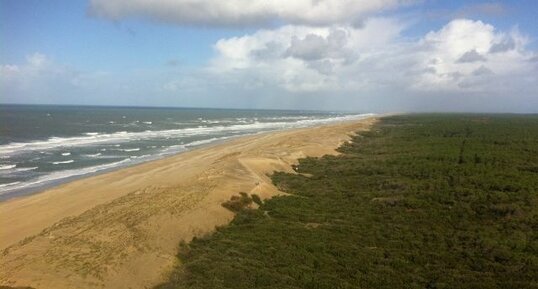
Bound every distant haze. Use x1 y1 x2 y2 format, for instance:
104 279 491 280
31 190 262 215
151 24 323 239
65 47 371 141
1 0 537 112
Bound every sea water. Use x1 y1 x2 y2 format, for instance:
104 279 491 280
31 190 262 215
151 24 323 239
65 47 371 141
0 104 373 200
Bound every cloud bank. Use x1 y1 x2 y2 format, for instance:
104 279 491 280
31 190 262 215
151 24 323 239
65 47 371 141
88 0 412 26
205 18 537 96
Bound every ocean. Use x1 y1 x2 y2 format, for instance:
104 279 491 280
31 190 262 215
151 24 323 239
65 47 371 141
0 104 373 200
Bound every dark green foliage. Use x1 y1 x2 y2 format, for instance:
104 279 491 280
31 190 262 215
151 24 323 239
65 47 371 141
251 194 263 206
221 192 253 212
156 114 538 289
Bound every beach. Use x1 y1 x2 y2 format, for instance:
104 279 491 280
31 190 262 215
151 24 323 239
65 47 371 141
0 117 376 289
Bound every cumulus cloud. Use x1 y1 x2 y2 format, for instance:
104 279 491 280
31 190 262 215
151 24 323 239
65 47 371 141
286 34 328 60
411 19 535 91
208 18 407 91
285 29 355 63
88 0 413 26
203 18 537 97
457 49 487 63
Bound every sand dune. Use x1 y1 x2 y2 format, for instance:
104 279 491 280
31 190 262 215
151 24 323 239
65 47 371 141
0 117 376 289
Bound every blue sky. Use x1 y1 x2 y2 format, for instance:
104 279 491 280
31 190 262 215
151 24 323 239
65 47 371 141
1 1 246 69
1 0 537 112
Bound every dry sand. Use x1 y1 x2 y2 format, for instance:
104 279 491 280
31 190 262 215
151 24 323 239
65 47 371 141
0 117 376 289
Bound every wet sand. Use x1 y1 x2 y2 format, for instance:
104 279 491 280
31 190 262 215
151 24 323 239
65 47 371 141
0 117 376 289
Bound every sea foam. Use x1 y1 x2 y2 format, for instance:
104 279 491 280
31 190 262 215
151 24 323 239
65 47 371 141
0 165 16 170
52 160 74 165
0 159 132 194
0 113 373 156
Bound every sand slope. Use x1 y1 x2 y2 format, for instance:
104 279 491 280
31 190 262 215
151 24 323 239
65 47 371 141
0 118 375 289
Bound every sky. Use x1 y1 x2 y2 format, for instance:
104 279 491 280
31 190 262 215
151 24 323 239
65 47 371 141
1 0 537 112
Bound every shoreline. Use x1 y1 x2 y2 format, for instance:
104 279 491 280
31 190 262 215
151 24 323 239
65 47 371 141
0 117 377 289
0 133 247 202
0 113 376 201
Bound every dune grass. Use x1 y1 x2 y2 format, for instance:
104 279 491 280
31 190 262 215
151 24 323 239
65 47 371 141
155 114 538 289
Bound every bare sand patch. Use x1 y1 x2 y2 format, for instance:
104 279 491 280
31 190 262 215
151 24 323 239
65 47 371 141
0 117 376 289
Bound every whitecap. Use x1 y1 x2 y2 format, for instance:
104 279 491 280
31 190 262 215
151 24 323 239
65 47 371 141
0 165 16 170
0 166 38 174
122 148 140 152
0 113 376 156
52 160 74 165
0 159 133 194
14 167 38 172
184 136 232 148
61 152 71 156
130 154 150 159
0 181 21 188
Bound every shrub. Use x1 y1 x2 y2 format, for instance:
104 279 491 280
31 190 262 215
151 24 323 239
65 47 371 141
222 192 253 212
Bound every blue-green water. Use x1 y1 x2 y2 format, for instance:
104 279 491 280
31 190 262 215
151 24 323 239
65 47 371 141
0 104 373 200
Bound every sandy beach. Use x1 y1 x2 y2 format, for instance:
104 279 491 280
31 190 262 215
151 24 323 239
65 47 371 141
0 117 376 289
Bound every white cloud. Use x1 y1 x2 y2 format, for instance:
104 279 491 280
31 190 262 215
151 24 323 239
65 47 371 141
88 0 413 26
413 19 533 91
25 53 51 68
422 19 494 61
202 18 537 98
284 29 356 64
1 53 51 78
286 33 330 60
208 18 406 92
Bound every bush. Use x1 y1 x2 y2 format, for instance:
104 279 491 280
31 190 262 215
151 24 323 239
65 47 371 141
222 192 253 212
250 194 263 206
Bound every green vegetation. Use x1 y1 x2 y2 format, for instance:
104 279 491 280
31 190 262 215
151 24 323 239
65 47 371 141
221 192 253 212
156 115 538 289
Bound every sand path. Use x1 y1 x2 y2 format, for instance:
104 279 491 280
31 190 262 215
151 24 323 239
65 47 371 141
0 118 375 289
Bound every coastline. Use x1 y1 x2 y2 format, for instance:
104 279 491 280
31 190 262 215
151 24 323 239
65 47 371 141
0 113 376 201
0 117 376 289
0 133 254 202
